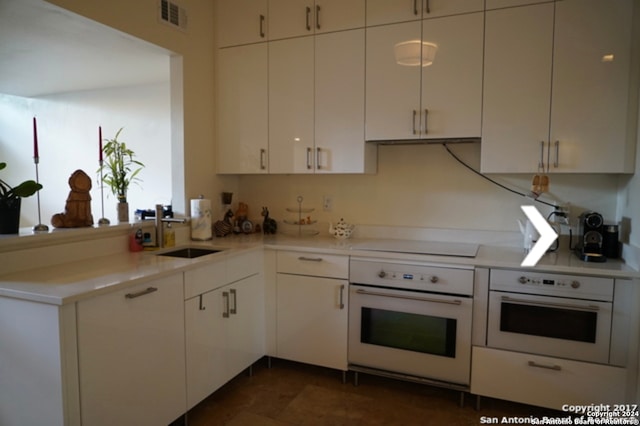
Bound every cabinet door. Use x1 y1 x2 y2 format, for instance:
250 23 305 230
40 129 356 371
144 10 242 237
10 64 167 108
366 0 422 26
217 44 269 174
269 36 315 173
315 29 368 173
315 0 365 33
480 3 554 173
226 274 265 380
216 0 268 47
276 274 348 370
185 289 226 409
366 21 422 141
269 0 313 40
77 275 186 426
420 12 483 139
550 0 635 173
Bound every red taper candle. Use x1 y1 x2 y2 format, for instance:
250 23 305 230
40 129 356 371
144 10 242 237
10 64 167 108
33 117 39 158
99 126 103 162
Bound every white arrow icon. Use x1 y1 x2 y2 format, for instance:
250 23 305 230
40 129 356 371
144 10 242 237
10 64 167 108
520 205 558 267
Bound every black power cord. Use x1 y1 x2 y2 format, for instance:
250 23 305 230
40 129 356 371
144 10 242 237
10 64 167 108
442 142 557 208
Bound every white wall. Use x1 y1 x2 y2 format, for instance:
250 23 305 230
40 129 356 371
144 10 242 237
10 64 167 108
0 83 172 227
238 143 620 236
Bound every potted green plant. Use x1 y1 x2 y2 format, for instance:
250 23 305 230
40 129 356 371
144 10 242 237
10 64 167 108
0 162 43 234
99 128 144 223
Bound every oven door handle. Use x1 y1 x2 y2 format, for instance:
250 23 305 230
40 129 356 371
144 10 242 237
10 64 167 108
501 295 600 312
355 289 462 305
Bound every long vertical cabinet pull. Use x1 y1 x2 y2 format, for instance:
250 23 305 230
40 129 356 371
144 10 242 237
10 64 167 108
412 110 418 135
306 6 312 31
316 5 321 30
306 147 313 169
425 0 431 14
230 289 237 315
198 294 206 311
260 148 267 170
316 147 322 170
222 291 230 318
423 109 429 134
259 14 265 38
413 0 419 15
339 284 345 309
538 141 545 170
554 141 560 168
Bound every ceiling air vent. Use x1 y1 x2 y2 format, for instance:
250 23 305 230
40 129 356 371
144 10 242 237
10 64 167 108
159 0 187 31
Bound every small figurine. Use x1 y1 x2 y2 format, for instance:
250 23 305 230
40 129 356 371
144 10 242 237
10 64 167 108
261 207 277 234
214 210 234 237
51 170 94 228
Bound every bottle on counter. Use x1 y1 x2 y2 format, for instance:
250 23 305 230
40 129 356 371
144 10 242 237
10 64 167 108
164 222 175 248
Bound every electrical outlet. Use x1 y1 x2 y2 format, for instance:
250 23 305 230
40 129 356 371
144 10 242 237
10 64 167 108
323 195 333 212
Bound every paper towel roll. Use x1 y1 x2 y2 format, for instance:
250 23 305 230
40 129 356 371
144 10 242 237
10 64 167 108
190 198 212 240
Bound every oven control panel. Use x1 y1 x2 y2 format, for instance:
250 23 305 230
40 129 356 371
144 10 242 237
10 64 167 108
350 258 474 296
490 269 614 301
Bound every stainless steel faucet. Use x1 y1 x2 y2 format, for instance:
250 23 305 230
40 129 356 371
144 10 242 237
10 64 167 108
155 204 187 248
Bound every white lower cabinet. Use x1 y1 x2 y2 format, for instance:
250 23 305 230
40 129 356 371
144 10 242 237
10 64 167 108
471 347 628 410
76 274 186 426
185 256 265 409
276 251 348 371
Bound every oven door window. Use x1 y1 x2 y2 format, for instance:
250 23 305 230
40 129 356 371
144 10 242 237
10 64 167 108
500 302 597 343
360 307 456 357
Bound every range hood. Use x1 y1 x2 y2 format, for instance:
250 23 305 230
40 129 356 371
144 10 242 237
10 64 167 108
366 137 481 146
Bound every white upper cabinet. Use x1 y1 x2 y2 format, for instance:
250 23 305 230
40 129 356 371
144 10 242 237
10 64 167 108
420 12 483 139
217 43 269 174
268 36 315 173
366 0 483 26
481 3 554 173
366 21 422 141
366 13 483 141
269 30 372 173
550 0 636 173
269 0 365 40
315 29 374 173
481 0 637 173
216 0 268 47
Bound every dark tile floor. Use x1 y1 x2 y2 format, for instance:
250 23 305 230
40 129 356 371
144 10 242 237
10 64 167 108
186 358 560 425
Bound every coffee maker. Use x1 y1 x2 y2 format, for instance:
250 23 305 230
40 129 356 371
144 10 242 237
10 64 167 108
575 211 606 262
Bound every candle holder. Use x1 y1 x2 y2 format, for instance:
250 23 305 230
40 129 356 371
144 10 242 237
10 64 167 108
97 160 110 225
32 156 48 232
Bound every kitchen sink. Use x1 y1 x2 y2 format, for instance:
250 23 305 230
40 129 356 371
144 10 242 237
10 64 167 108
158 247 223 259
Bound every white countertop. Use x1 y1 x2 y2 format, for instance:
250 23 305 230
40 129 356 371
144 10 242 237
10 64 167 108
0 232 637 306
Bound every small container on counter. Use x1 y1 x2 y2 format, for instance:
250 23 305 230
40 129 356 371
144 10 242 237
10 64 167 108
129 228 144 252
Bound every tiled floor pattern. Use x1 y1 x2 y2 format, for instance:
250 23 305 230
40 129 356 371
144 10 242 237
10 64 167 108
187 358 560 425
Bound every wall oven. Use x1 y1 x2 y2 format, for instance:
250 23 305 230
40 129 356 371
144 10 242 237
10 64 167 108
349 258 475 389
487 269 614 364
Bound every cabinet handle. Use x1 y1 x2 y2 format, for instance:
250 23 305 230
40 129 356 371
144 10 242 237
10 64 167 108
306 6 311 31
223 291 230 318
316 5 321 30
260 148 267 170
298 256 323 262
198 294 206 311
425 0 431 14
125 287 157 299
412 110 417 135
413 0 419 15
538 140 545 171
259 14 265 38
553 140 559 168
306 147 313 169
528 361 561 371
423 109 429 135
339 284 345 309
316 147 322 170
230 288 237 315
356 288 462 305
